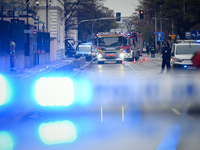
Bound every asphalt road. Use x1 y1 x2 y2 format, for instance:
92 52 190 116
0 54 200 150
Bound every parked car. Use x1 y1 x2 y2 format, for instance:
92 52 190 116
75 43 94 60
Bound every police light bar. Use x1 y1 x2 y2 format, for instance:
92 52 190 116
97 32 122 36
176 40 195 43
194 40 200 43
35 77 74 106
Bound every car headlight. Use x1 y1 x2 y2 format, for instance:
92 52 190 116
119 53 124 58
97 54 102 58
175 58 182 62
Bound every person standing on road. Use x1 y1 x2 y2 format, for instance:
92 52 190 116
146 44 150 55
150 46 155 58
159 42 171 74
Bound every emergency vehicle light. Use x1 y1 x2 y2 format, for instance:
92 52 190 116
0 75 11 105
0 75 6 105
194 40 200 43
0 131 14 150
39 120 77 145
35 77 74 106
184 65 188 68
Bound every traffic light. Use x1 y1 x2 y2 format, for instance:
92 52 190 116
116 12 121 22
139 10 144 19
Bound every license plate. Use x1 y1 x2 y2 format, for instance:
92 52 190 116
187 66 195 69
106 59 115 62
105 54 117 57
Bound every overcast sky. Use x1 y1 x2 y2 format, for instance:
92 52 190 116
103 0 140 17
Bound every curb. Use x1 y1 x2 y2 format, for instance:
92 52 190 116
80 57 96 70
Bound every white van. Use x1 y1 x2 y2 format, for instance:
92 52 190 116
75 43 93 60
170 40 200 73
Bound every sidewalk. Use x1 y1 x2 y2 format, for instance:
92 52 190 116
7 56 94 81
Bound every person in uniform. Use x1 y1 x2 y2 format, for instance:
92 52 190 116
159 42 171 74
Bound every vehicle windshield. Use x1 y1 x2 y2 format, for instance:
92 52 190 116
123 37 129 46
176 45 200 55
78 46 91 52
98 37 122 47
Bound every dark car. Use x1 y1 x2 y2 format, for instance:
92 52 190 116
65 40 76 57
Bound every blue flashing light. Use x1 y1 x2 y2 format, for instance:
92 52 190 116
194 40 200 43
0 75 6 105
156 125 182 150
0 131 14 150
183 65 188 68
73 79 93 105
35 77 74 106
39 120 77 145
81 42 91 45
0 75 11 105
123 50 126 53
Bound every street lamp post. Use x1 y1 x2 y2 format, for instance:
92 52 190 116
1 0 3 20
46 0 48 32
26 0 29 24
92 19 97 39
155 5 157 51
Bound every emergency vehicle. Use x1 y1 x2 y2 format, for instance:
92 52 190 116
122 32 143 61
122 33 132 61
170 40 200 73
97 32 124 64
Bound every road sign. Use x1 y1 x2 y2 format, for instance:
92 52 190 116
192 30 200 39
32 29 38 35
171 34 176 40
185 32 191 39
176 34 180 39
157 32 163 41
154 31 157 34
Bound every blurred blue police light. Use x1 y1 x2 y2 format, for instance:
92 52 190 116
156 125 182 150
0 75 6 105
194 40 200 43
183 65 188 68
85 42 91 45
35 77 74 106
0 75 11 105
0 131 14 150
73 79 93 105
39 120 77 145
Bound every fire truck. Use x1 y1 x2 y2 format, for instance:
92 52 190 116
97 32 124 64
122 33 132 61
122 32 143 61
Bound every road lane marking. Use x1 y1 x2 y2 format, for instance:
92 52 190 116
101 106 103 122
122 106 124 122
171 108 182 115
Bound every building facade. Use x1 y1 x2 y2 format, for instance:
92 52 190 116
36 0 65 62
